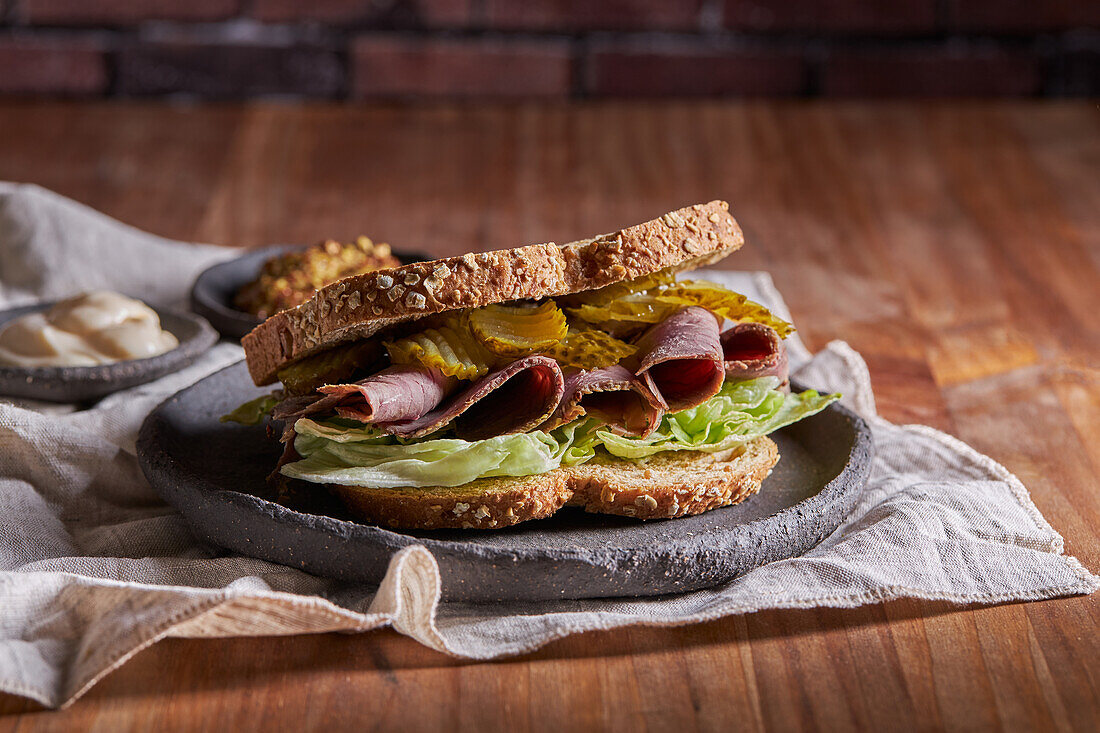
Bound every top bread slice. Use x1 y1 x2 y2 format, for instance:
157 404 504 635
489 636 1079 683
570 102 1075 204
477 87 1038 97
243 201 743 386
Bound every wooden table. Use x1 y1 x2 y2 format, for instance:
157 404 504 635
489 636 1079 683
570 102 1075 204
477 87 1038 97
0 101 1096 732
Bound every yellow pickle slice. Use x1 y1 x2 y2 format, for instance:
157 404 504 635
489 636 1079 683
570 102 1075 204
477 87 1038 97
544 328 637 370
468 301 568 356
384 325 495 379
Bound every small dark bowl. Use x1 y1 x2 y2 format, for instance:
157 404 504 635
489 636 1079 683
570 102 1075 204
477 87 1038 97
0 302 218 403
190 244 433 340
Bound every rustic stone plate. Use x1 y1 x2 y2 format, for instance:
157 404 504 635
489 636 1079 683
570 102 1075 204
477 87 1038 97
137 360 872 602
190 245 433 340
0 302 217 403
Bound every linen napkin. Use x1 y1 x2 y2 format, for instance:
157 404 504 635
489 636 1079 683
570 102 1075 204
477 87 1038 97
1 182 1095 709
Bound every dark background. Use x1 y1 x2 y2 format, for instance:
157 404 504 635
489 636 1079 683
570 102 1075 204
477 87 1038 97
0 1 1097 99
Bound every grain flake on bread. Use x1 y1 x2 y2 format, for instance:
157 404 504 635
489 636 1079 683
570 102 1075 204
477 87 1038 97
243 200 743 385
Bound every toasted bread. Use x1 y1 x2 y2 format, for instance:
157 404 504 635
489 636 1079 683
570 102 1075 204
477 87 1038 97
243 201 743 385
327 436 778 530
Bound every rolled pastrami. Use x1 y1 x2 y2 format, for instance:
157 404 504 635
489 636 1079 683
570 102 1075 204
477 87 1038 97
632 306 725 412
721 322 788 389
541 364 664 437
385 355 565 441
318 365 454 424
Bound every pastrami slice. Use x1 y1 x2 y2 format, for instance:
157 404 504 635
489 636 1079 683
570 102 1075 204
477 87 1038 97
317 365 454 424
633 306 725 412
271 392 332 422
721 322 789 388
270 364 452 427
385 355 565 441
271 391 353 444
542 365 663 437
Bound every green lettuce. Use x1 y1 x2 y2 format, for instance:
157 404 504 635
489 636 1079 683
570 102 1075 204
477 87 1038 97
280 379 839 489
551 417 604 466
283 417 574 488
597 378 838 459
220 392 281 425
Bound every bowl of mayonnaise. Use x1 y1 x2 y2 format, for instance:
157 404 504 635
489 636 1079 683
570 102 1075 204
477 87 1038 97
0 291 217 402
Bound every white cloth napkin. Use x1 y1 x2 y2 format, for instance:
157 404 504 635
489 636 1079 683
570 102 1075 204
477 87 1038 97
1 183 1095 709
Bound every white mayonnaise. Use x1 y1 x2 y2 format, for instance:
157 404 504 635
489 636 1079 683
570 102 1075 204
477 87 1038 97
0 291 179 367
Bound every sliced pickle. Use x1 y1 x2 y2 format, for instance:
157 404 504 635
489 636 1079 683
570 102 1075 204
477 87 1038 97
565 278 793 337
654 281 794 337
555 271 676 309
276 339 383 395
384 324 495 379
560 272 676 337
544 328 637 370
468 301 567 356
564 299 668 335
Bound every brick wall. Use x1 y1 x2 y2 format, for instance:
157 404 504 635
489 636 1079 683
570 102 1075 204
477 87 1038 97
0 1 1096 98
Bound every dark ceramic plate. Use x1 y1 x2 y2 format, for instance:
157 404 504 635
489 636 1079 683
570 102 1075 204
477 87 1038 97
137 360 873 602
190 245 433 340
0 302 218 403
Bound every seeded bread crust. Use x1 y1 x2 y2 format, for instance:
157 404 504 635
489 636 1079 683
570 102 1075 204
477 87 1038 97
327 436 778 530
243 201 743 385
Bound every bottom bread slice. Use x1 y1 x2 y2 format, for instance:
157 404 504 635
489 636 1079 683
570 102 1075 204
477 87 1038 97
328 435 779 530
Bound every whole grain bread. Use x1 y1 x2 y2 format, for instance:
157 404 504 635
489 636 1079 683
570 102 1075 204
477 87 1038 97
243 201 743 385
327 436 778 530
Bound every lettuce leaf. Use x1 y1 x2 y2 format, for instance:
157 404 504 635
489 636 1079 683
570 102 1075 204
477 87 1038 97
220 392 281 425
597 377 838 459
279 379 839 489
551 417 604 467
283 418 571 488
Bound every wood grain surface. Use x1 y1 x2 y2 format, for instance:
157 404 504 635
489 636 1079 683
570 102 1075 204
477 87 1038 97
0 101 1097 732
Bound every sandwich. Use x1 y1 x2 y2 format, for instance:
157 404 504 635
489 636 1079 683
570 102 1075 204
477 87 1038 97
231 202 838 530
